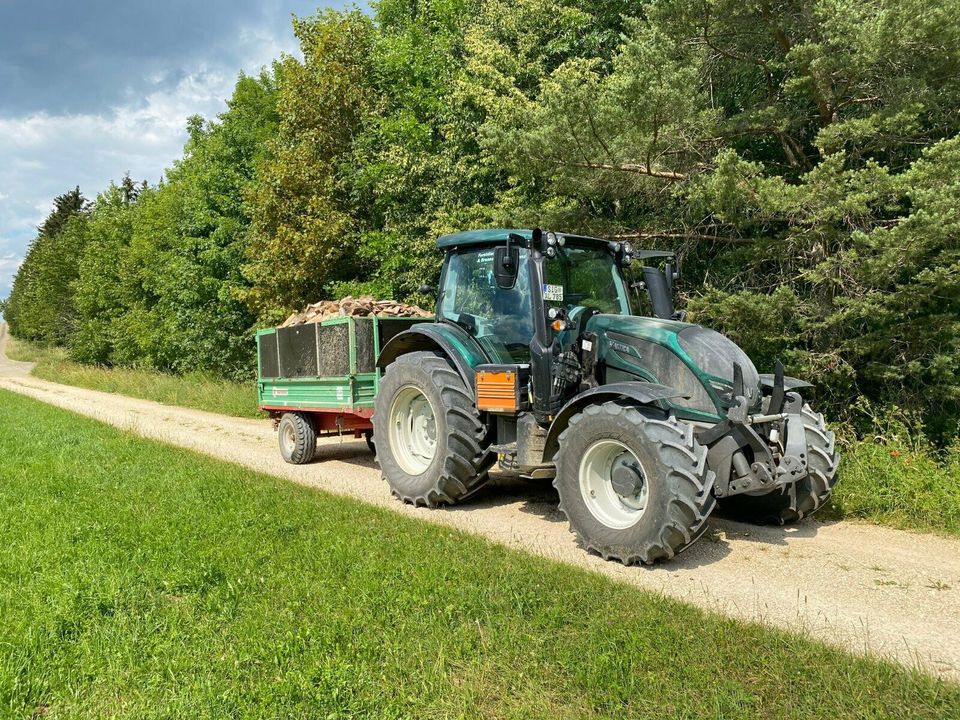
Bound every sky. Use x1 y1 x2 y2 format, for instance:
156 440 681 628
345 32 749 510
0 0 349 301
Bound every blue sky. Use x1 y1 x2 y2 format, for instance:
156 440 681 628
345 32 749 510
0 0 348 301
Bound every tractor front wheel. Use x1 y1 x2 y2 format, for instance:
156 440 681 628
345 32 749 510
554 402 716 565
717 404 839 524
373 351 491 507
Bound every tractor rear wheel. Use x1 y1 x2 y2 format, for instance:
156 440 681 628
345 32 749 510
373 351 492 507
554 402 716 565
278 412 317 465
717 404 839 524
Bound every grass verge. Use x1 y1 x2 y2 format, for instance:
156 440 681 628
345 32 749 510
5 337 260 418
825 432 960 537
1 389 958 718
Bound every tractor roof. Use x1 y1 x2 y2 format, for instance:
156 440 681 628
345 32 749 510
436 228 612 250
436 228 532 249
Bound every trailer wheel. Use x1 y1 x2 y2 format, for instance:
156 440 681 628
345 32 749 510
717 404 839 524
554 402 716 565
278 412 317 465
373 351 491 506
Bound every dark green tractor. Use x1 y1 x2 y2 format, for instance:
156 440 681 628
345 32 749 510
373 228 838 564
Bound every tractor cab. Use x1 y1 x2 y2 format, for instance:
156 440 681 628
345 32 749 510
435 231 635 361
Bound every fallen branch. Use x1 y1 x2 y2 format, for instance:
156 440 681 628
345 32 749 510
612 231 754 244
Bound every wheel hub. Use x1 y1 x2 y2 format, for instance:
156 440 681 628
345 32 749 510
611 463 645 498
388 385 438 476
281 423 296 455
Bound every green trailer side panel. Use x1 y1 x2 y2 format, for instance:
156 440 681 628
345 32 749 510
256 316 427 413
257 375 378 410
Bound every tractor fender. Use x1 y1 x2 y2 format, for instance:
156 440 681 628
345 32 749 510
543 382 688 460
758 374 812 391
377 322 489 390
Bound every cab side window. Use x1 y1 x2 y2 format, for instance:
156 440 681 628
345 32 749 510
440 248 534 361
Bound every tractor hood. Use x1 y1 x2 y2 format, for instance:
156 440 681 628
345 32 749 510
585 314 762 417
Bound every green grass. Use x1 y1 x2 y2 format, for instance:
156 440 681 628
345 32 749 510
5 337 261 418
825 433 960 537
0 390 957 718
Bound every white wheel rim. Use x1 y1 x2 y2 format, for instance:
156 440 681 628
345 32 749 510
579 440 649 529
388 385 438 475
281 421 297 456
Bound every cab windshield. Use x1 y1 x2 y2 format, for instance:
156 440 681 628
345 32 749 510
544 243 631 315
438 242 631 362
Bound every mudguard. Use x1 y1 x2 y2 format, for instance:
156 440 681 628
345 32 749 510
543 382 687 460
376 322 489 390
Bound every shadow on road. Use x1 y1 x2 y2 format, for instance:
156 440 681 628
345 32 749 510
307 437 826 569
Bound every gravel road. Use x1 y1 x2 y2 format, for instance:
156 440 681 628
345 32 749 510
2 324 959 680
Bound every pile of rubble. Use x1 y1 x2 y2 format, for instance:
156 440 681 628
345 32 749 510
281 296 433 327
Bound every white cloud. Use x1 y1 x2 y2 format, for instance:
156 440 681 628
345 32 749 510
0 72 229 299
0 11 306 302
0 253 22 272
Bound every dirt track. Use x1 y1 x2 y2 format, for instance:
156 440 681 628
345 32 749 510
2 324 959 680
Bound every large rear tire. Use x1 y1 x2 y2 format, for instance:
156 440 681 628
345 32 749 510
373 351 492 506
554 402 716 565
717 404 839 524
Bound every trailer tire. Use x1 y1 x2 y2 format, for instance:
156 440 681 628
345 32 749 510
278 412 317 465
717 404 839 524
554 402 716 565
373 351 491 507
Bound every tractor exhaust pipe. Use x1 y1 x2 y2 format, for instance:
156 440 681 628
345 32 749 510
641 266 675 320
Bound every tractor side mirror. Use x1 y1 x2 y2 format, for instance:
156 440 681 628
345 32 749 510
418 284 436 296
665 262 676 293
494 246 520 289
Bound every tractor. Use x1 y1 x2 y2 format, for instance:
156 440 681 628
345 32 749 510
371 228 838 564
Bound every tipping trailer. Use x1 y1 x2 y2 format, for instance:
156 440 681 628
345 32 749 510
256 315 424 461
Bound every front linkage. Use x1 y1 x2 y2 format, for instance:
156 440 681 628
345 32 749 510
701 363 839 523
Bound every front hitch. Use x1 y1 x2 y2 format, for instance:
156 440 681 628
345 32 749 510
702 376 809 498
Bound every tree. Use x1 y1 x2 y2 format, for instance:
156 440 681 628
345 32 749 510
243 10 375 321
131 71 280 378
5 187 90 343
70 183 141 365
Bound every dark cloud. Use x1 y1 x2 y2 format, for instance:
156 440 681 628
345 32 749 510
0 0 324 117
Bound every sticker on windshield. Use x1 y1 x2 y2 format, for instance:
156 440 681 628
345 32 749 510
543 284 564 302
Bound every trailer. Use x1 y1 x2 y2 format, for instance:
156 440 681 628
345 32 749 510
256 315 425 461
